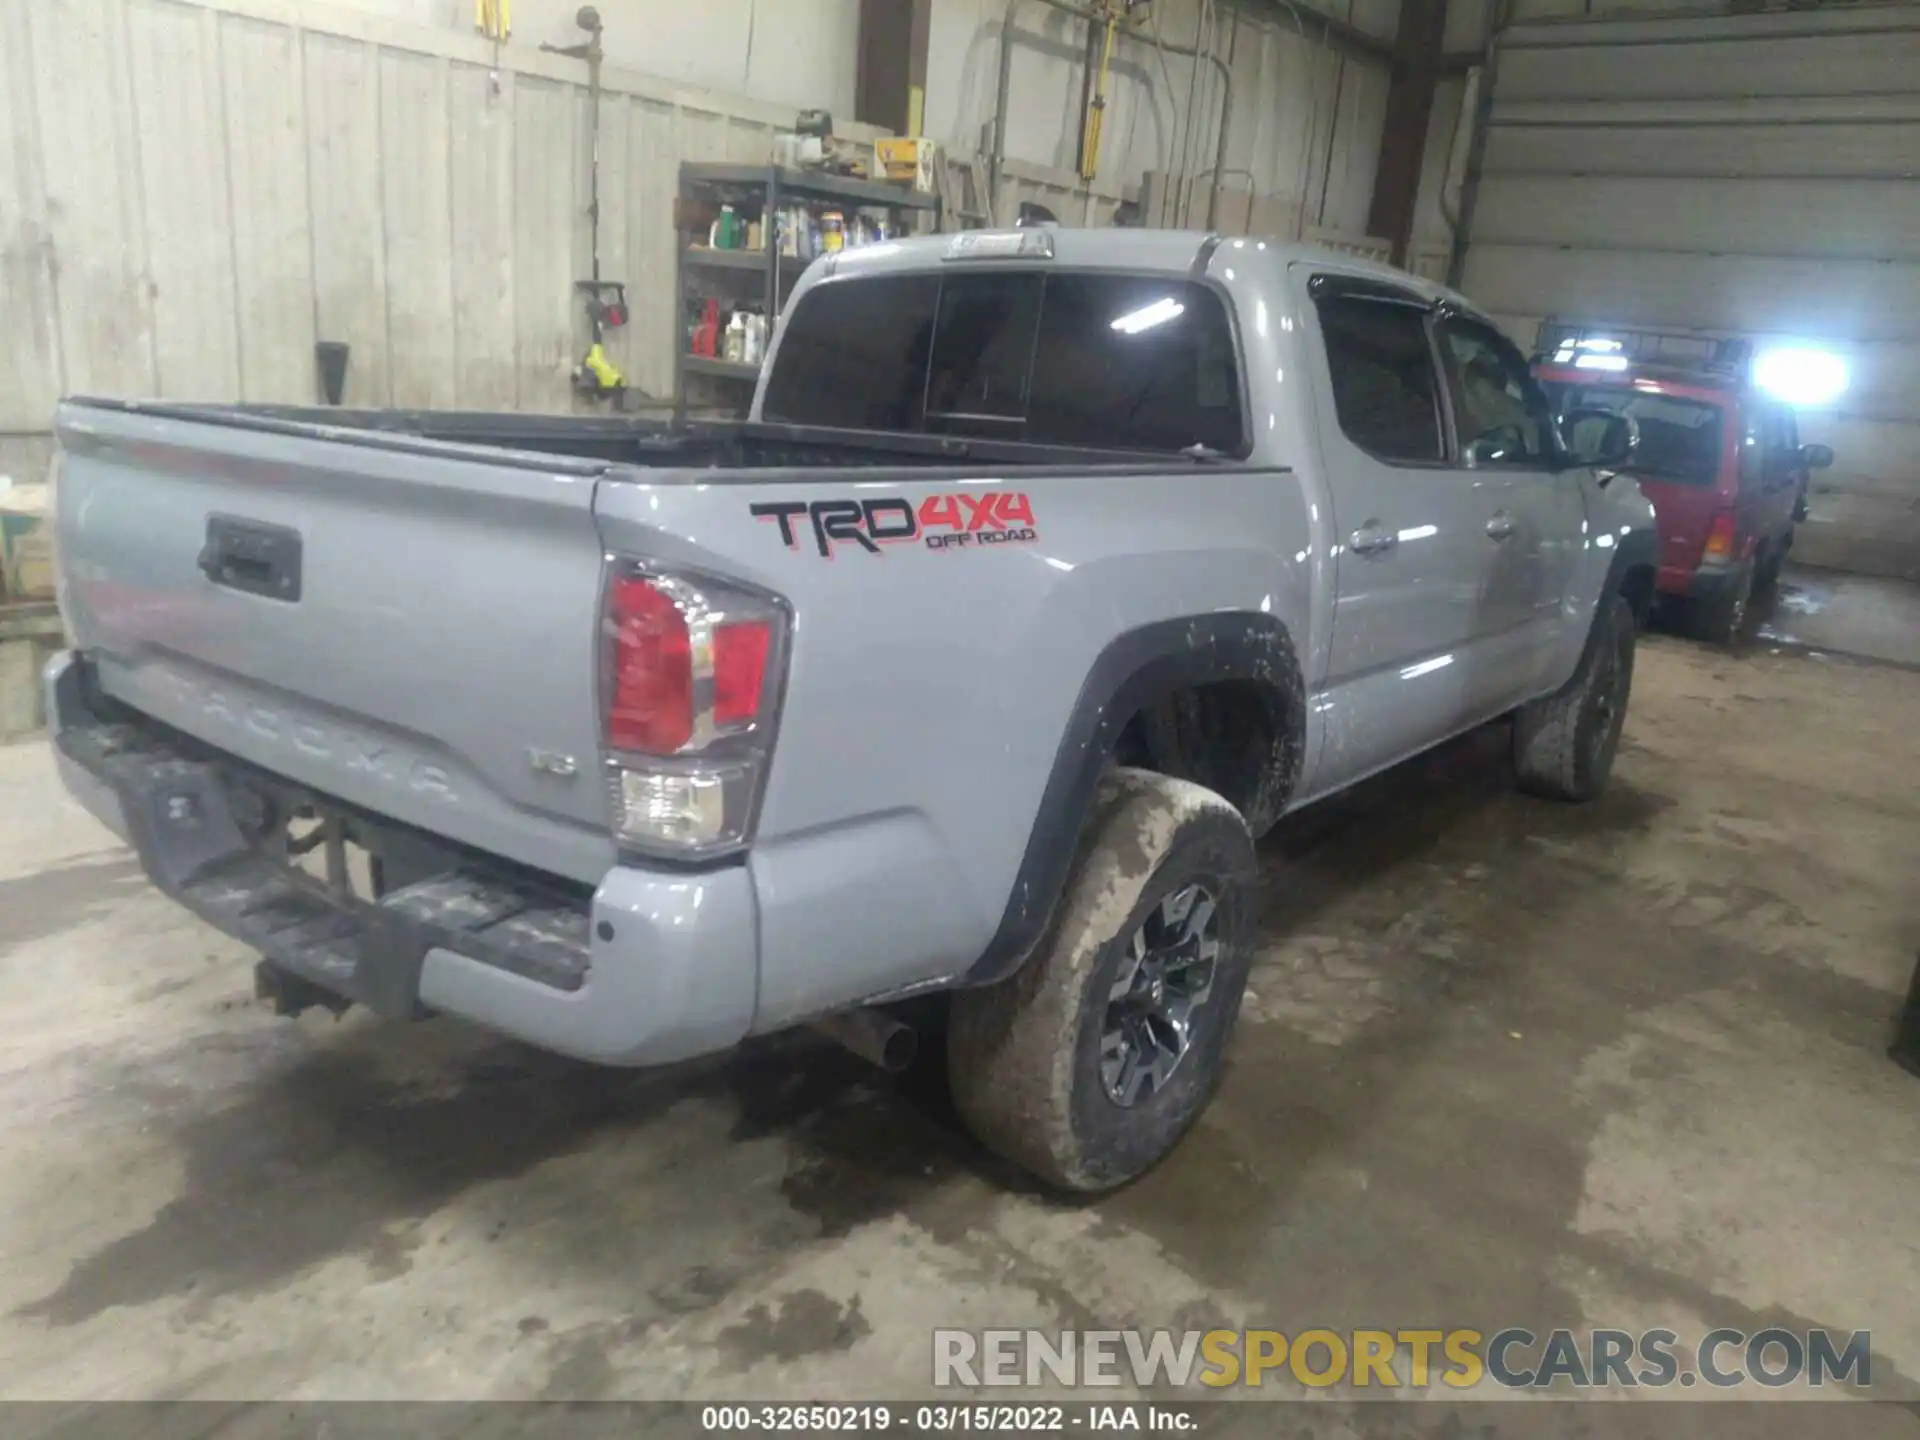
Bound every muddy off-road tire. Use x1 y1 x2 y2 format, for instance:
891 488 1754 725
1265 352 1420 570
1690 561 1755 646
1513 592 1636 803
947 769 1257 1193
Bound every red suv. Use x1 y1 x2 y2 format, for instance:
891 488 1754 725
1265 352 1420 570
1535 354 1833 642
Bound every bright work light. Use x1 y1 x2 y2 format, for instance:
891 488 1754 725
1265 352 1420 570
1753 347 1849 407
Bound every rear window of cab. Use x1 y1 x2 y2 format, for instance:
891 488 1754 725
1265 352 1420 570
762 270 1247 457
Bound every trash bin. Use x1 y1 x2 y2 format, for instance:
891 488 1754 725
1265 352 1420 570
1892 953 1920 1079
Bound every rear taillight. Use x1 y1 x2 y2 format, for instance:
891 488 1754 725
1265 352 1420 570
713 620 772 725
1703 510 1737 563
602 564 788 859
607 576 693 753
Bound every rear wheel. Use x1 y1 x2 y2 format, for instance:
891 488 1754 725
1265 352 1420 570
947 769 1256 1193
1513 593 1636 803
1691 562 1754 645
1756 539 1787 591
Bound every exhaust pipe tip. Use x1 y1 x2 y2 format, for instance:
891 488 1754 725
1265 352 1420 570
812 1008 918 1073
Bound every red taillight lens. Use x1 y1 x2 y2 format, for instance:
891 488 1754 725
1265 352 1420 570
713 620 772 726
1703 510 1737 562
602 562 786 858
608 576 693 753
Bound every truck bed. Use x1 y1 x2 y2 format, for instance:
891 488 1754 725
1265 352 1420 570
51 392 1302 1056
68 399 1172 474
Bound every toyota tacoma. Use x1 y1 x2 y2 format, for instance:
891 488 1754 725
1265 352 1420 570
44 229 1656 1192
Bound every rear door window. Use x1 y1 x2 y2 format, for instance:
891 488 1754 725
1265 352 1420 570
1312 293 1445 464
763 270 1245 456
1740 402 1795 488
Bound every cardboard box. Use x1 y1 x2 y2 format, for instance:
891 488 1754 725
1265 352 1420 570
0 482 54 601
876 138 939 193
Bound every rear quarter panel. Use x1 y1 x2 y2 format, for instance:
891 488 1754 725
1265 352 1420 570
594 463 1314 1029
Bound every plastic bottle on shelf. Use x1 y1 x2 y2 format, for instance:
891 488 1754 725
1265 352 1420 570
724 310 748 363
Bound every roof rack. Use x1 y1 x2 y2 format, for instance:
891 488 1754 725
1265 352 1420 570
1530 318 1753 380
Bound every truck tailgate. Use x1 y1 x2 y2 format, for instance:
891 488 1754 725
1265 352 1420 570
53 403 616 886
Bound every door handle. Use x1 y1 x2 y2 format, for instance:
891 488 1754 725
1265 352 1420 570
1485 510 1517 541
1349 522 1397 556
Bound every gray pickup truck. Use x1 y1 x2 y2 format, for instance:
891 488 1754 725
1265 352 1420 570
45 229 1655 1192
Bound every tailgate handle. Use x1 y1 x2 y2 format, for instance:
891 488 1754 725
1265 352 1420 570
198 515 303 602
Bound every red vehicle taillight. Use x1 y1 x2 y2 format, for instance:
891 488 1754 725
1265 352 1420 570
602 565 787 859
1702 510 1738 564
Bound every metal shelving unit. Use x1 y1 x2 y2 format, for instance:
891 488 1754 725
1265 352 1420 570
675 163 941 411
681 355 764 383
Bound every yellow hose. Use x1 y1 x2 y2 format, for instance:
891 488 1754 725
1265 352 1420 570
1080 10 1120 182
475 0 510 40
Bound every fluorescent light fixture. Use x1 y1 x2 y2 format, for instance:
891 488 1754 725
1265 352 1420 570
1110 298 1185 335
1576 337 1622 352
1754 346 1849 406
1575 353 1630 372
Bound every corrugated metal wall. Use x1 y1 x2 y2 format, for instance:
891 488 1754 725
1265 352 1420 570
0 0 886 482
316 0 863 116
926 0 1397 242
1457 5 1920 580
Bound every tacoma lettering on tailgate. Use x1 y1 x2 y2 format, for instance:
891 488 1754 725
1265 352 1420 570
751 494 1038 557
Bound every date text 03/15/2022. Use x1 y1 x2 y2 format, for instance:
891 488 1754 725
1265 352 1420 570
700 1403 1194 1432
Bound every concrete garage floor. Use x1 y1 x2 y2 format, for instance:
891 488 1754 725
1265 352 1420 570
1759 563 1920 672
0 624 1916 1428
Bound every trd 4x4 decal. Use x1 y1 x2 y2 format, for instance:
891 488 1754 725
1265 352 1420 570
751 493 1039 557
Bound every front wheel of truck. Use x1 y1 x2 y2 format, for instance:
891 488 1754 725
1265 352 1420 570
947 769 1257 1193
1513 592 1636 802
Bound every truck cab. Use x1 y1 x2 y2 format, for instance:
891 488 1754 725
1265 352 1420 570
1534 344 1834 643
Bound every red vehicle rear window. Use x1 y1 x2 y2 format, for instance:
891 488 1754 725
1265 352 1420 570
1544 383 1724 486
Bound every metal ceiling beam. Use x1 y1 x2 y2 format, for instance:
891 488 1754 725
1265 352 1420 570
856 0 933 135
1365 0 1449 264
1221 0 1396 62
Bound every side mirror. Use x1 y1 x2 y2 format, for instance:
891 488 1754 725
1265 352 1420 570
1800 442 1835 470
1561 408 1638 469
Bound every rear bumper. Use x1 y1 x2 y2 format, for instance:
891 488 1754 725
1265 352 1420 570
44 650 757 1067
1657 561 1747 602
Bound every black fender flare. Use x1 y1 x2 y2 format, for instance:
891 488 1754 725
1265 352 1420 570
1603 527 1659 621
962 613 1305 987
